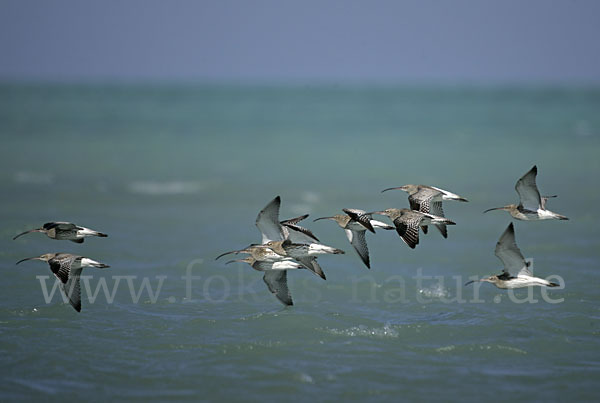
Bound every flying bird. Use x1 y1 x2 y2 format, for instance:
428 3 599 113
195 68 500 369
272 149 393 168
16 253 110 312
255 196 319 243
217 243 327 279
226 256 306 306
484 165 568 220
381 185 467 237
314 208 394 269
370 208 455 249
465 223 560 288
13 222 108 243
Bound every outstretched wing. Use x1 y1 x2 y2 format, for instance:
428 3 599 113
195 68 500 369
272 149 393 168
515 166 541 211
393 215 421 249
48 254 78 284
61 267 83 312
429 201 448 238
409 188 440 213
495 223 530 277
295 256 326 280
343 209 375 233
345 229 370 269
43 222 77 231
540 195 557 210
48 254 82 312
280 214 308 226
282 223 320 243
256 196 285 243
263 271 293 306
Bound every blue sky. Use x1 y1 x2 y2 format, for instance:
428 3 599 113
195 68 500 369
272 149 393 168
1 0 599 84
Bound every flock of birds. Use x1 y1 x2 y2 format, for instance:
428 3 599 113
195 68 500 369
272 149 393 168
13 223 109 312
216 165 567 306
13 165 568 310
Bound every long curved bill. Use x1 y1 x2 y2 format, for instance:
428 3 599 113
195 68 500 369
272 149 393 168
483 207 505 214
464 278 486 286
215 250 241 260
13 228 43 240
381 187 403 193
215 244 259 260
16 256 42 265
225 259 247 265
313 217 333 222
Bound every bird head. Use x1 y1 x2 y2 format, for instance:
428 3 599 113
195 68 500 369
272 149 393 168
465 275 498 286
381 184 417 194
16 253 57 265
368 208 401 217
313 214 347 225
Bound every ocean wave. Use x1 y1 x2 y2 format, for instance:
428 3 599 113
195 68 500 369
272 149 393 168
435 344 527 354
128 181 204 195
14 171 54 185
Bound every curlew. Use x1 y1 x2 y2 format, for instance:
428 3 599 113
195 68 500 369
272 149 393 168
314 208 393 269
484 165 568 220
16 253 110 312
465 223 560 288
13 222 107 243
382 185 467 237
370 208 455 249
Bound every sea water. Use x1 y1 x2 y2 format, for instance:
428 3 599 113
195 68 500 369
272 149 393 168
0 83 599 400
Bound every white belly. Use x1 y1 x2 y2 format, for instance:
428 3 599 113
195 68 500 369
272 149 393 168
502 275 551 288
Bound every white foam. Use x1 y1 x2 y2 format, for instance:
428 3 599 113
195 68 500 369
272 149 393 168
418 284 450 299
296 373 314 383
324 323 399 338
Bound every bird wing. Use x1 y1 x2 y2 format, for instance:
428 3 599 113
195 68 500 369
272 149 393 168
61 266 83 312
342 209 375 233
430 201 445 218
515 166 541 211
295 256 326 280
43 222 77 230
48 254 78 284
393 215 420 249
408 197 422 212
345 229 370 269
282 223 320 243
409 188 440 214
429 201 448 238
495 223 530 277
540 195 557 210
280 214 308 226
263 271 293 306
255 196 285 243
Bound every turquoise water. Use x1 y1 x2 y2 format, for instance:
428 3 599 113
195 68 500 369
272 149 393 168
1 84 599 401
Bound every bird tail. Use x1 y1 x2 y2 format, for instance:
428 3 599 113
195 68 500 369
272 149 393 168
308 243 345 255
81 258 110 268
432 217 455 225
78 227 108 237
444 195 468 202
